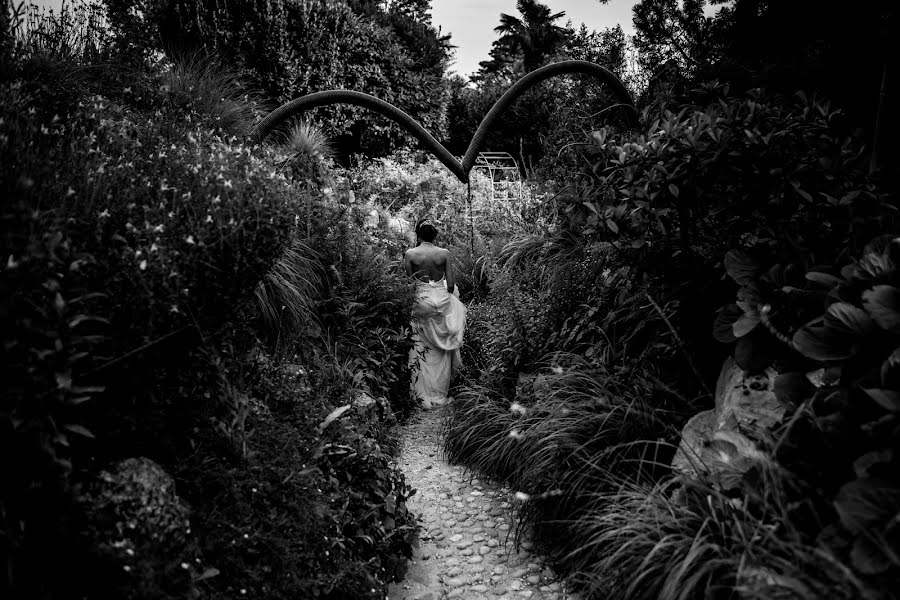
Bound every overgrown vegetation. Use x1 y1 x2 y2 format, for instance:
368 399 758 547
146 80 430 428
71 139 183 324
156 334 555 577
447 37 900 600
5 0 900 598
1 2 421 597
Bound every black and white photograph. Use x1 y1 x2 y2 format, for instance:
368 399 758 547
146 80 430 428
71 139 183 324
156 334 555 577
2 0 898 598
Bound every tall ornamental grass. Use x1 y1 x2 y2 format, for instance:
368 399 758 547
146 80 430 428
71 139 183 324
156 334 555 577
563 473 865 600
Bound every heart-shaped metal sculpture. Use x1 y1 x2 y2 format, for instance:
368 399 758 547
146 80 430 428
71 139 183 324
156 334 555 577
250 60 638 183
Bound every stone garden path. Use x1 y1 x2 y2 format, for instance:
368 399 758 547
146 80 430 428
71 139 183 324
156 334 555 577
387 409 580 600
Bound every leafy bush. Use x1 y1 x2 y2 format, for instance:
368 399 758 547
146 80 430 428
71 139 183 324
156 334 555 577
178 351 413 600
104 0 451 155
711 235 900 587
2 10 419 597
448 83 900 598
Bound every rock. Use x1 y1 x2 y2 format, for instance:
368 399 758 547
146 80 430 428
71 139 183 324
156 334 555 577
716 359 788 431
364 208 380 229
671 409 717 477
352 390 397 426
673 358 791 486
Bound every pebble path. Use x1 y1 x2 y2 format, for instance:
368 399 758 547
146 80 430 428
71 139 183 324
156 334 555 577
387 408 579 600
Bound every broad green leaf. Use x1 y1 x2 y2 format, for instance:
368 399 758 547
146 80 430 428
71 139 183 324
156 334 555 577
713 304 742 343
881 347 900 387
774 372 812 406
862 285 900 334
805 271 843 287
851 533 895 575
724 250 761 286
793 319 853 361
825 302 877 337
863 234 899 257
732 313 760 338
853 252 893 280
834 478 900 534
318 404 351 432
582 202 599 215
862 388 900 413
605 219 619 234
854 450 894 478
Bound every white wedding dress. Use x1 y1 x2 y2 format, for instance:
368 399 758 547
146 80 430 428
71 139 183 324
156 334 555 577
409 278 466 409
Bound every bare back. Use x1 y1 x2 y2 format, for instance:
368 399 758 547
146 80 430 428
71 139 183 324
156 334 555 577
405 243 455 291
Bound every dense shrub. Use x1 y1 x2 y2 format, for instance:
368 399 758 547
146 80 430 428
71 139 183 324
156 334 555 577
2 7 419 596
447 84 900 598
103 0 451 155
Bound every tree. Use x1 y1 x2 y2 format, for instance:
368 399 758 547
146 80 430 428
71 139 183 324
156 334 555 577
632 0 721 78
631 0 899 169
103 0 452 157
492 0 571 73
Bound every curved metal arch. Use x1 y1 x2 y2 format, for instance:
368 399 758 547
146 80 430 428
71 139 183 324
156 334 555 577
250 90 467 182
250 60 639 184
460 61 638 177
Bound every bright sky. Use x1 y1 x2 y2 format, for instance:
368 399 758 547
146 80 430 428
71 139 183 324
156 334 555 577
431 0 639 79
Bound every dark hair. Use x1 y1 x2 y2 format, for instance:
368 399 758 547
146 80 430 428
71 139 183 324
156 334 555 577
416 220 438 243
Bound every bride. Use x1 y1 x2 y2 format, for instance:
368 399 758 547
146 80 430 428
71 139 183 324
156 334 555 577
404 219 467 409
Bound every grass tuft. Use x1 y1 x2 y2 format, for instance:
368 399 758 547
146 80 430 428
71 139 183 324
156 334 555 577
159 51 260 135
254 240 327 349
562 472 865 600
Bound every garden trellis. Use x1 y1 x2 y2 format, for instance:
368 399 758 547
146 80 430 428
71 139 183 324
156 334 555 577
472 151 523 207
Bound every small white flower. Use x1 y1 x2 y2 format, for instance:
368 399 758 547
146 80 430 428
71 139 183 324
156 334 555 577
185 235 195 245
205 214 213 223
550 365 564 375
223 179 233 189
98 209 110 218
508 430 521 439
212 195 221 204
139 259 147 271
514 491 530 502
180 562 189 570
509 402 527 415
